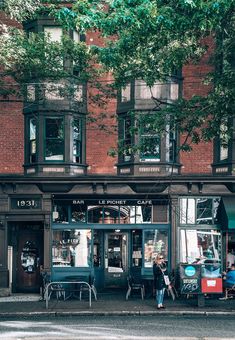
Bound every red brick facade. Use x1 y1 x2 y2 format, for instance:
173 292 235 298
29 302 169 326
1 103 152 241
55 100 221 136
0 14 215 176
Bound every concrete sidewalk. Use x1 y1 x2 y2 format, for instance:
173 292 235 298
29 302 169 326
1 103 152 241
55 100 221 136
0 292 234 317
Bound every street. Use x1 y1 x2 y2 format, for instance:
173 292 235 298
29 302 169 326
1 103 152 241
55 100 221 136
0 315 235 339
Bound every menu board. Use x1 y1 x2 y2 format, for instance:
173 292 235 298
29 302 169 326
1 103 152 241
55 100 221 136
180 264 201 294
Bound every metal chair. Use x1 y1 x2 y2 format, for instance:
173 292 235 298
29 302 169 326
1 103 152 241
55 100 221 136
126 275 145 300
219 284 235 300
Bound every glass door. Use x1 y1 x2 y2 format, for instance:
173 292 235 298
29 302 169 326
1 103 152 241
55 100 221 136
104 231 128 288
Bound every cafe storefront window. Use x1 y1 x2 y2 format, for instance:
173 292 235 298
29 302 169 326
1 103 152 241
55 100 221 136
52 229 91 267
180 229 222 278
144 230 168 268
179 197 222 277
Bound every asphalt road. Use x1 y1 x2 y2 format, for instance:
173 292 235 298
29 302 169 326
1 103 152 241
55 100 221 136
0 315 234 340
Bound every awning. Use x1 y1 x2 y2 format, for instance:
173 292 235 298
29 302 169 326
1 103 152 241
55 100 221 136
219 197 235 229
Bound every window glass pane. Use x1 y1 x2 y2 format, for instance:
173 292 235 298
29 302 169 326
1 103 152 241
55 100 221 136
123 117 132 162
132 230 142 267
93 230 102 267
135 206 151 223
45 139 64 160
71 204 86 223
29 118 36 163
196 198 213 225
30 118 36 140
88 206 102 223
180 229 222 270
44 27 62 42
219 121 228 161
140 119 160 161
45 118 64 161
103 206 119 224
52 229 91 267
144 230 168 268
121 84 131 102
52 205 68 224
180 198 195 224
73 118 82 163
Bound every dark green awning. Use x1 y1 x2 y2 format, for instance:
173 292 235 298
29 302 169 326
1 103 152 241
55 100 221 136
219 197 235 229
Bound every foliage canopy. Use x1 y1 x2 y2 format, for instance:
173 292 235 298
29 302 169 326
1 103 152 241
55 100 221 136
0 0 234 150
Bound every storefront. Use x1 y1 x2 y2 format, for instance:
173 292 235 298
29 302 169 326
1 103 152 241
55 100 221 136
1 179 235 297
51 197 170 289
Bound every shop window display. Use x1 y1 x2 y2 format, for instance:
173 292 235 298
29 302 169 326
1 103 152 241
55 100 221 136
52 229 91 267
144 230 168 268
180 229 222 277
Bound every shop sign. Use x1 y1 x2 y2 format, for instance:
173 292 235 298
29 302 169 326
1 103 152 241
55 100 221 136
71 199 155 205
201 278 223 293
11 197 41 210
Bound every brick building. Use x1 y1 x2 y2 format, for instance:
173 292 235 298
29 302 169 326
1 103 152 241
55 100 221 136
0 6 234 296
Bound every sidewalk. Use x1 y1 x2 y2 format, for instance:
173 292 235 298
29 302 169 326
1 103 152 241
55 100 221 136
0 292 234 317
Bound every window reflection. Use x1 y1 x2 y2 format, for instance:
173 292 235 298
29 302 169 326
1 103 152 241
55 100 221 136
93 230 102 267
144 230 168 268
180 229 222 266
132 230 142 267
52 205 68 224
71 204 86 223
52 229 91 267
180 198 220 225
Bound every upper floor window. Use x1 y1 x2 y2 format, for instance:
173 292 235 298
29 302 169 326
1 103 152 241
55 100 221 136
44 26 62 42
121 83 131 102
29 118 37 163
139 117 160 162
219 121 228 161
73 118 82 163
122 116 132 162
44 117 64 161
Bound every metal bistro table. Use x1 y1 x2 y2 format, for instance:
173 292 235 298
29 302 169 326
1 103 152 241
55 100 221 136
45 280 92 309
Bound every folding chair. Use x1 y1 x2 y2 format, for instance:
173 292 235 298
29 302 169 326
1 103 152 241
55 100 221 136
219 283 235 300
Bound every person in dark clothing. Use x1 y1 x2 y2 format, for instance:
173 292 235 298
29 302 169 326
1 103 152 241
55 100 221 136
153 254 168 309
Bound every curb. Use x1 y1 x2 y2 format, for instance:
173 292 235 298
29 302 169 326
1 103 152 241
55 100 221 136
0 310 235 318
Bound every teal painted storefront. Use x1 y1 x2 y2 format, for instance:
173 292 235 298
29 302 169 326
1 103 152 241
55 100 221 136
51 197 171 290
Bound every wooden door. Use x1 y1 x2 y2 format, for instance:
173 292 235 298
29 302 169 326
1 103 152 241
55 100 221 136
16 228 43 293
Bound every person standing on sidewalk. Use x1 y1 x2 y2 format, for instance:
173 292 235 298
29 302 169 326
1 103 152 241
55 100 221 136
153 254 168 309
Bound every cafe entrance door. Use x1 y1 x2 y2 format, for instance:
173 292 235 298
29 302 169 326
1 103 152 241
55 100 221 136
104 231 129 288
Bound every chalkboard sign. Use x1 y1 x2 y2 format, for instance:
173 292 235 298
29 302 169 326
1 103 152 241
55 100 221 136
181 278 201 294
180 264 201 295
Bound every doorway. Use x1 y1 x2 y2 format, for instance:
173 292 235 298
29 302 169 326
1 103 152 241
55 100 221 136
10 223 44 293
104 231 129 288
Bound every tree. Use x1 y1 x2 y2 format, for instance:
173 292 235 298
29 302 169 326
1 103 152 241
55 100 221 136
0 0 235 150
59 0 235 150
